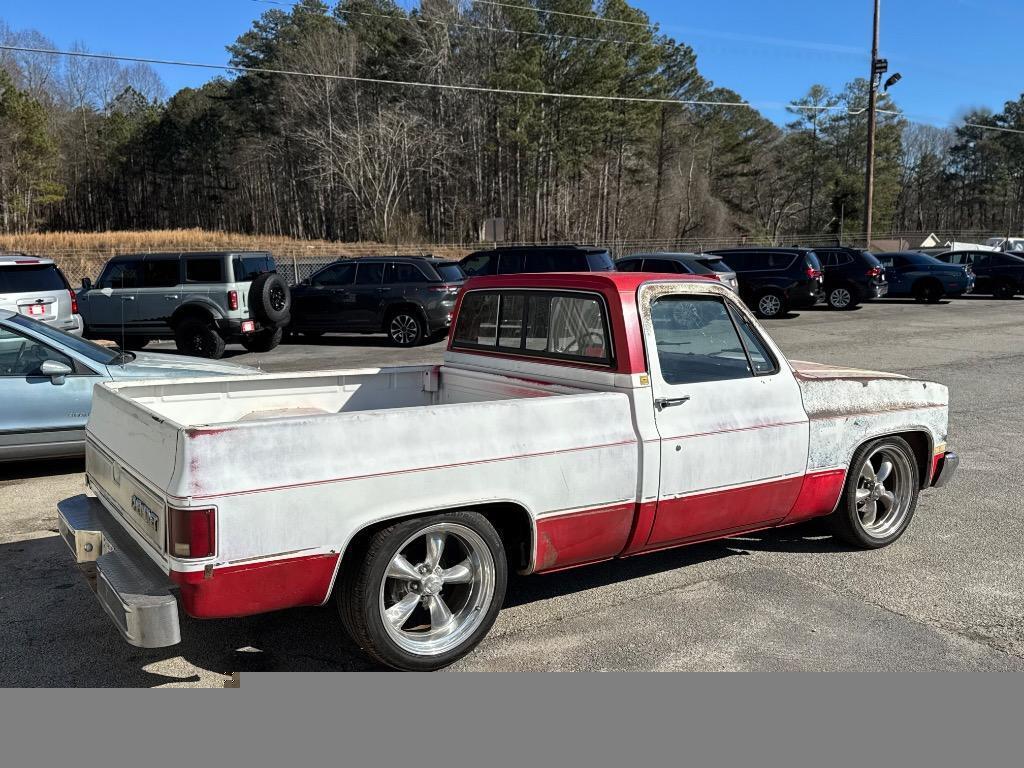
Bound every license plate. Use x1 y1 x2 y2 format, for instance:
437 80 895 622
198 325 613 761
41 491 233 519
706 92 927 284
26 304 46 316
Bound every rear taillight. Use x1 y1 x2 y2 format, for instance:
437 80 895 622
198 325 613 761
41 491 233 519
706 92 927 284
806 267 822 279
168 507 216 559
69 289 78 314
228 290 238 310
429 284 463 293
866 266 883 278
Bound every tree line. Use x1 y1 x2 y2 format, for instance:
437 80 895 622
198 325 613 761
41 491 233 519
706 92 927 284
1 0 1022 246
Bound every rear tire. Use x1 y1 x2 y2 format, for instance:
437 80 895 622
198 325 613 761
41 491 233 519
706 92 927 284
754 290 787 319
913 280 943 303
992 280 1016 300
827 286 858 310
174 318 226 359
386 309 426 346
829 436 920 549
338 511 507 671
241 326 283 353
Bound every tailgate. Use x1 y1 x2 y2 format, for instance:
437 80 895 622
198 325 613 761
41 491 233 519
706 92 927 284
85 384 183 563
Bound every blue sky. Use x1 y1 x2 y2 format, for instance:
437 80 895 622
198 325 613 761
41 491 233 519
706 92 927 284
2 0 1021 127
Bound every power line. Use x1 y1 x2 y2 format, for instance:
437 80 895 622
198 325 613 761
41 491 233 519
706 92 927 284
473 1 655 30
0 43 752 108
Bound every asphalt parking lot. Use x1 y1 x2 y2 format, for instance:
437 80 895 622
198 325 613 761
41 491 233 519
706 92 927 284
3 296 1024 684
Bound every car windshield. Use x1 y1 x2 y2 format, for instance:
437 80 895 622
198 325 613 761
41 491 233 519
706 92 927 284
0 264 68 292
7 314 118 365
434 263 466 282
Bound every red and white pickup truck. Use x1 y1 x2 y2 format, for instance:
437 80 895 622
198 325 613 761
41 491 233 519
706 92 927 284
57 273 958 670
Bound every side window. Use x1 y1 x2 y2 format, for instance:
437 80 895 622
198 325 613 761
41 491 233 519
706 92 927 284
522 252 553 273
727 304 778 376
651 296 757 385
460 253 496 277
616 260 642 272
720 253 748 271
385 263 429 284
184 258 224 283
972 253 991 268
0 326 75 377
453 291 611 365
142 260 180 288
312 264 355 287
355 263 385 285
819 253 836 268
645 259 685 274
497 253 524 275
97 261 141 289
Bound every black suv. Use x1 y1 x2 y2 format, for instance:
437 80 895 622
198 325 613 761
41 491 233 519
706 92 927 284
934 250 1024 299
705 247 824 318
459 245 615 277
289 257 465 346
813 246 888 310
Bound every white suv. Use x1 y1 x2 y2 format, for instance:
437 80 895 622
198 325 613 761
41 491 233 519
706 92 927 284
77 251 291 359
0 254 84 336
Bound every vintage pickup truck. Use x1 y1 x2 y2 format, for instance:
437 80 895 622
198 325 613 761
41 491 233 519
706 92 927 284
56 272 959 670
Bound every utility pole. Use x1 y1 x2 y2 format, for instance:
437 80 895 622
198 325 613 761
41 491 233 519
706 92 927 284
864 0 881 251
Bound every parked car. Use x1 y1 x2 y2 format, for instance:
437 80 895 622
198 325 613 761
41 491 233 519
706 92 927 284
56 272 957 670
615 252 739 292
0 254 83 336
0 309 256 462
77 251 291 359
934 250 1024 299
875 251 975 302
705 247 824 318
459 245 615 277
289 257 465 347
813 246 888 310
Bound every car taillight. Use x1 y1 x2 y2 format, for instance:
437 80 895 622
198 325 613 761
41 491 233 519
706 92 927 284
168 507 216 559
806 267 822 279
429 284 463 294
69 289 78 314
866 266 883 278
228 290 238 310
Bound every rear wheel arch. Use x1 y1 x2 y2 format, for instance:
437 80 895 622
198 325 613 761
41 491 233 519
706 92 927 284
170 303 219 329
328 500 535 600
381 301 426 330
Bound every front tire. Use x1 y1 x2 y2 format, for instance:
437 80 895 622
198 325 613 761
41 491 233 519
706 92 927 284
174 318 226 359
829 436 920 549
338 512 507 671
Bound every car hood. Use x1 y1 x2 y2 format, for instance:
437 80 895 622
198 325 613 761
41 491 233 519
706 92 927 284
106 351 260 379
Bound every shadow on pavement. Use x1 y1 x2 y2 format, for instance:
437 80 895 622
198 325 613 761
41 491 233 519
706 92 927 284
0 458 84 483
0 521 847 684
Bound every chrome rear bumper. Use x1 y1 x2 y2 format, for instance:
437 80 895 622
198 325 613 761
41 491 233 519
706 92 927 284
57 494 181 648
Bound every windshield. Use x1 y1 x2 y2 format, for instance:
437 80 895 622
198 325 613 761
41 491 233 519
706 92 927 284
8 314 118 365
435 263 466 282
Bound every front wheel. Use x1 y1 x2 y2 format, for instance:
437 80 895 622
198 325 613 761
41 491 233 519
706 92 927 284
338 512 507 671
829 437 920 549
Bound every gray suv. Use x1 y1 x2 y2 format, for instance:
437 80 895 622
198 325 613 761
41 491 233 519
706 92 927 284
0 254 84 336
78 251 291 359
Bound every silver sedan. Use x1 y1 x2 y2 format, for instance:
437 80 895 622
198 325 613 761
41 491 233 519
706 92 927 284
0 308 258 462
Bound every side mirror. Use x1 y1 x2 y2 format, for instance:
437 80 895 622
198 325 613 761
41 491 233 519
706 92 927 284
81 277 92 290
39 360 72 385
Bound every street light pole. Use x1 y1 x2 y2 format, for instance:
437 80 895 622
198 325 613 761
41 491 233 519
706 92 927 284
864 0 881 250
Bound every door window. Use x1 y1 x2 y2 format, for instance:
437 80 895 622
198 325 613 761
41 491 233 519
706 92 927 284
460 253 496 277
142 260 180 288
644 259 686 274
385 263 430 284
355 263 385 285
97 261 141 289
616 259 643 272
184 258 224 283
651 296 763 385
0 325 75 377
497 252 525 275
312 263 355 287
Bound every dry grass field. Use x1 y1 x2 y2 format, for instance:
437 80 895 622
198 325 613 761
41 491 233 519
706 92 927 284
0 230 472 283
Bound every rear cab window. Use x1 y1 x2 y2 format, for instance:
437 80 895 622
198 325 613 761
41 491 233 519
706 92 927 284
0 264 69 293
453 290 613 366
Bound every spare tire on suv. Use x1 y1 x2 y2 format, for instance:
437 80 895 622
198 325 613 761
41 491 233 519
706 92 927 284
249 272 291 325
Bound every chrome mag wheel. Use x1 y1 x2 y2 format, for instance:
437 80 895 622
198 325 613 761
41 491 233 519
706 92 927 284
855 445 914 538
379 523 496 657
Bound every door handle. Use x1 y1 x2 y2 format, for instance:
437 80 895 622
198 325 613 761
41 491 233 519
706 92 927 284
164 295 179 300
655 396 691 410
121 296 136 301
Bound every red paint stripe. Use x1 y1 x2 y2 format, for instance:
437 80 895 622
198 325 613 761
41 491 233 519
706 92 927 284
647 419 807 443
184 438 638 500
170 553 340 619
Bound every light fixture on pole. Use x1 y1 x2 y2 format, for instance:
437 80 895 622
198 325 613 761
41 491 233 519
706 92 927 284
864 0 881 251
